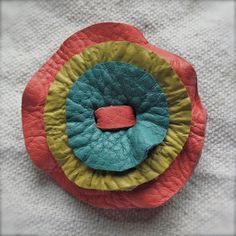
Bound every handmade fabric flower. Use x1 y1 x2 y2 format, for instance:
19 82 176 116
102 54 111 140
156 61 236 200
22 23 207 208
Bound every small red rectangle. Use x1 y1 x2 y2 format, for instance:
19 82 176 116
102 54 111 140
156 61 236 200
95 105 136 130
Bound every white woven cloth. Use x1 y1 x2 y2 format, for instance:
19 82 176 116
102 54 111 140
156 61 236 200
1 0 235 235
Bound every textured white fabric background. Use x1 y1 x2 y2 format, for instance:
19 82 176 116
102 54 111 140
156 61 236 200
1 0 235 235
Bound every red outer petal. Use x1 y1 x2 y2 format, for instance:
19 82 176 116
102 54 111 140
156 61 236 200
22 22 207 208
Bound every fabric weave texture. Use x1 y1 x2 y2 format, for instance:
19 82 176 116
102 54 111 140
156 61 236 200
1 0 235 235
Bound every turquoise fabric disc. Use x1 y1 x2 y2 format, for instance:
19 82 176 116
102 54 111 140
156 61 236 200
66 61 169 172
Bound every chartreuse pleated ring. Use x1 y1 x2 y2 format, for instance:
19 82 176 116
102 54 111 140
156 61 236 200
44 41 192 191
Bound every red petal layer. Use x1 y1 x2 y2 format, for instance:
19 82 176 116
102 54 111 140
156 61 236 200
22 22 207 208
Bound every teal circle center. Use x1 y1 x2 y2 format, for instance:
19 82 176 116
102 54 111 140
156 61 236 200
66 61 169 172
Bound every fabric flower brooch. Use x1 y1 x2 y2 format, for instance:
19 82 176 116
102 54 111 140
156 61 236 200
22 23 207 209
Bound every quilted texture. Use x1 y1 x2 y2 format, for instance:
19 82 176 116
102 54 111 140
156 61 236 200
43 40 192 190
66 62 169 171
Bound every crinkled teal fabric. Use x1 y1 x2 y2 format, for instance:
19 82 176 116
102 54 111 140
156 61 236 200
66 61 169 171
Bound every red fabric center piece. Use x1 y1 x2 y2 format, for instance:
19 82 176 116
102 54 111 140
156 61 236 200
95 105 136 130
